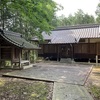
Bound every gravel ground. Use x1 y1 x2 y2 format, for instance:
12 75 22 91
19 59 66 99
1 63 99 100
0 69 53 100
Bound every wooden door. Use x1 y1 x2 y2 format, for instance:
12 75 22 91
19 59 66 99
60 44 72 58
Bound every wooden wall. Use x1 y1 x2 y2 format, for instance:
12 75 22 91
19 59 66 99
73 43 96 59
38 43 100 59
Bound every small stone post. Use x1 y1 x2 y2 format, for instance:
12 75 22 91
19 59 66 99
96 55 98 66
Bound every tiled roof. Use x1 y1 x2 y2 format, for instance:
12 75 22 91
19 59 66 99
53 24 100 30
72 27 100 41
0 29 39 49
42 32 51 40
50 30 76 43
31 24 100 44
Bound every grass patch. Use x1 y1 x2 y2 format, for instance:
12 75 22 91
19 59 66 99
0 79 52 100
89 85 100 100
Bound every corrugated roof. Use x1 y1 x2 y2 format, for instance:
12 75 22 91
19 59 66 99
0 29 39 49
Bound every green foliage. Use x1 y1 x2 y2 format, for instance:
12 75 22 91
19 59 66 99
0 0 60 40
83 14 95 24
89 85 100 99
30 50 38 63
96 3 100 23
74 9 84 24
53 9 95 27
95 3 100 16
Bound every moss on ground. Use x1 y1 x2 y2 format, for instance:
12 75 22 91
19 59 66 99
88 85 100 100
0 78 53 100
86 66 100 100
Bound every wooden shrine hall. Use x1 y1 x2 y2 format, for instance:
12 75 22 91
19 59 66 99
0 29 39 69
32 24 100 64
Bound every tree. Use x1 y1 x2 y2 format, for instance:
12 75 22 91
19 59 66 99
0 0 60 40
67 14 75 25
83 14 95 24
74 9 84 24
73 9 95 25
95 3 100 23
54 9 95 27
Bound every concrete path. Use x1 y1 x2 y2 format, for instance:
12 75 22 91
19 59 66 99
52 82 93 100
3 63 93 100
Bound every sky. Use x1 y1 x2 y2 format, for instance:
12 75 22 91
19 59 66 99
53 0 100 17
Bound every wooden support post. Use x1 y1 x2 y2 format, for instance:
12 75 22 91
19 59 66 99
57 45 60 61
28 50 30 65
19 49 22 68
88 38 90 43
88 39 90 63
71 44 74 63
11 47 14 68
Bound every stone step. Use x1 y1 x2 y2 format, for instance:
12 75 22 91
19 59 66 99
23 64 36 69
60 58 74 63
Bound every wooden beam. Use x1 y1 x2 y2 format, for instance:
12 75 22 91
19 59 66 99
0 46 12 48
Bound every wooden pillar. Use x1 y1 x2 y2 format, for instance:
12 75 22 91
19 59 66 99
28 50 30 64
70 44 73 59
11 47 14 68
19 49 22 68
57 45 60 61
88 38 90 43
70 44 74 63
43 45 44 59
88 39 90 62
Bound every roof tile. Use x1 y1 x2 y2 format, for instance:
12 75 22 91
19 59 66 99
0 30 39 49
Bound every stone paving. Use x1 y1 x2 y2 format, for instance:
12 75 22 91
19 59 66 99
3 62 93 100
52 82 93 100
3 63 92 85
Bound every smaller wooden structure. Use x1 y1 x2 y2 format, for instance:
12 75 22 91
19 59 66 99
0 29 39 69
